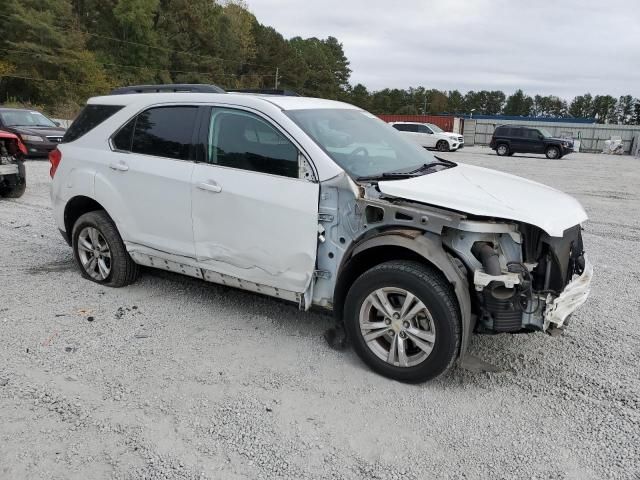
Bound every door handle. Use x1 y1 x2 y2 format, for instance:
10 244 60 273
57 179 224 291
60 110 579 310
197 181 222 193
109 161 129 172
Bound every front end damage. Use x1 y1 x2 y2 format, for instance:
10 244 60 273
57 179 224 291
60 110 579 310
443 221 592 335
313 166 592 364
0 131 27 198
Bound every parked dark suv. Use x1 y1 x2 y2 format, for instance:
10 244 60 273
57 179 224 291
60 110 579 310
0 107 66 157
489 125 573 159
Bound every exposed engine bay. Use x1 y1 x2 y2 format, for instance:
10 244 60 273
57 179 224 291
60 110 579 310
443 221 592 335
0 132 27 198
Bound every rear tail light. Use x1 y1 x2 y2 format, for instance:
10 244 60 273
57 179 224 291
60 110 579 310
49 148 62 178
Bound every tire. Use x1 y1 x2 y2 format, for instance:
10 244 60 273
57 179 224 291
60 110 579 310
545 146 560 159
343 260 460 383
436 140 450 152
71 210 139 287
496 143 509 156
0 162 26 198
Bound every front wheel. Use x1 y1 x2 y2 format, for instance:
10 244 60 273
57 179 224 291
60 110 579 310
436 140 450 152
343 261 461 383
545 146 560 159
72 210 139 287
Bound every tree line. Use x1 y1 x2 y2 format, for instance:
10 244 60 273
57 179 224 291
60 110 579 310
344 86 640 124
1 0 638 125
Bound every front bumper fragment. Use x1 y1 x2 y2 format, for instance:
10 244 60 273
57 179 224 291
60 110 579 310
544 257 593 330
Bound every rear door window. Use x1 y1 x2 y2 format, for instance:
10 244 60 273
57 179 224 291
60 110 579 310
130 106 198 160
63 105 123 143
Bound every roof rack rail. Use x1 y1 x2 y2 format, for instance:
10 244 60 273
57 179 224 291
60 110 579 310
227 88 301 97
109 84 226 95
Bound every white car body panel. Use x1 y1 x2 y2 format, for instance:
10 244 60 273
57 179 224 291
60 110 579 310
378 163 587 237
94 150 196 257
191 164 319 293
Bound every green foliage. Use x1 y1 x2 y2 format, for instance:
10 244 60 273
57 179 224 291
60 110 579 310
503 89 533 116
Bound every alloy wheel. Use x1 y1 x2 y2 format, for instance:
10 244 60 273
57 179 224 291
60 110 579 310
77 226 112 281
359 287 436 367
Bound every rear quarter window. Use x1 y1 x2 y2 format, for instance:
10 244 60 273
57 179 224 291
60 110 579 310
62 105 124 143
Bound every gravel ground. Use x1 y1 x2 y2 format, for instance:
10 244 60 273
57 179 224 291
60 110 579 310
1 147 638 479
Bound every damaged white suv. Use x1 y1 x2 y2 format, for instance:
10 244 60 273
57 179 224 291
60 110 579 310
51 84 593 383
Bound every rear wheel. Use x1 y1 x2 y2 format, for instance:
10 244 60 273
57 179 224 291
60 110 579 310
496 143 509 156
436 140 450 152
344 261 460 383
72 211 139 287
545 146 560 159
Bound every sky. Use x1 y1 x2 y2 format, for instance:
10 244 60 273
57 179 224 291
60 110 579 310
245 0 640 99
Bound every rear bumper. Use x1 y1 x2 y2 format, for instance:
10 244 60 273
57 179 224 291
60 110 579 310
544 258 593 329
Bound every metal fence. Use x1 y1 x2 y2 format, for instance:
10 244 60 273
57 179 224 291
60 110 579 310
463 119 640 154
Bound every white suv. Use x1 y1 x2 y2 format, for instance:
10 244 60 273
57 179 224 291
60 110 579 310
50 84 593 383
390 121 464 152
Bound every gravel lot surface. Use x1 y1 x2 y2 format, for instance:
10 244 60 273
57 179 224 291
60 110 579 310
1 147 639 479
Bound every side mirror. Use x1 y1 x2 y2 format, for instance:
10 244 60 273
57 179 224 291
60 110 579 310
538 134 544 140
54 121 61 127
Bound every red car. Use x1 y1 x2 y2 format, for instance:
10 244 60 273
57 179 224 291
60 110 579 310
0 130 27 198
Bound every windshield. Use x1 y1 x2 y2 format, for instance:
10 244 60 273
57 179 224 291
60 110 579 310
0 110 57 128
286 109 439 178
426 123 443 133
538 128 553 138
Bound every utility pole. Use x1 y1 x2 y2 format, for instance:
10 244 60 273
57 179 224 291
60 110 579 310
274 67 279 90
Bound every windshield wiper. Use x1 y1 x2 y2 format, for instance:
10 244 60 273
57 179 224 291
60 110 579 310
356 157 455 182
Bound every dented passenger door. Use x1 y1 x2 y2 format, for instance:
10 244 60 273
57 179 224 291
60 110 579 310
191 106 320 294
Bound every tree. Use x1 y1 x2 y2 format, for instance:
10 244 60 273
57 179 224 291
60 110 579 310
446 90 465 113
568 94 593 118
348 83 371 110
503 89 533 116
0 0 110 110
615 95 634 124
592 95 617 123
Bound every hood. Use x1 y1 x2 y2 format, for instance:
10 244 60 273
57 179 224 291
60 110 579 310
547 137 573 144
378 163 587 237
11 126 66 137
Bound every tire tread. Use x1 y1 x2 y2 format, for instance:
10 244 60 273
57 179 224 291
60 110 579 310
344 260 461 383
72 210 139 287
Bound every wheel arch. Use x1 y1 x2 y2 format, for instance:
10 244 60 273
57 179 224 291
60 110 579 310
333 230 473 359
63 195 111 245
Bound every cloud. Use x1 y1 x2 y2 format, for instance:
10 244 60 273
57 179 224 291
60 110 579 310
245 0 640 98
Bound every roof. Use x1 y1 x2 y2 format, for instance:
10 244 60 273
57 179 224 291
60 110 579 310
87 92 358 111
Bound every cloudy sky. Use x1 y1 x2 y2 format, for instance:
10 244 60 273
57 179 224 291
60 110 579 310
246 0 639 99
